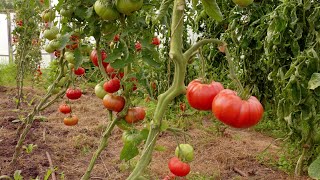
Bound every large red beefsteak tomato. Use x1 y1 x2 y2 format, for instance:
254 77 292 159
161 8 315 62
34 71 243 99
186 79 224 110
212 89 264 128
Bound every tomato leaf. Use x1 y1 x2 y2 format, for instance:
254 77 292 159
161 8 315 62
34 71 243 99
154 145 167 152
140 128 149 140
200 0 223 22
120 142 139 161
141 47 161 68
308 155 320 179
73 48 83 69
308 73 320 90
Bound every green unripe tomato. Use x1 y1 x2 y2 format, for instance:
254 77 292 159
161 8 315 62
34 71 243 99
44 26 59 40
57 76 68 87
175 144 194 162
42 9 56 22
232 0 253 7
115 0 143 16
122 130 143 145
44 44 55 53
64 52 75 64
94 1 120 21
94 83 107 99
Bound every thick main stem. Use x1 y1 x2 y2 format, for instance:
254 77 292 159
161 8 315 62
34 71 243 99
127 0 187 179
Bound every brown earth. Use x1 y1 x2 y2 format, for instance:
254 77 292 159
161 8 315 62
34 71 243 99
0 86 311 180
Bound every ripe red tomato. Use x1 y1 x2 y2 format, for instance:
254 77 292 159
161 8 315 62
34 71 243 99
162 174 176 180
125 107 146 123
66 43 79 50
16 20 23 26
59 104 71 114
135 42 142 52
151 82 156 90
103 94 125 112
114 34 120 42
106 64 116 77
66 88 82 100
180 102 186 112
152 37 160 46
63 115 78 126
90 49 108 67
168 157 190 177
186 79 224 111
212 89 264 128
54 50 61 58
103 78 121 93
74 67 85 76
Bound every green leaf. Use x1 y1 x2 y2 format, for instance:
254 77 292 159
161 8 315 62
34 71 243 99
308 155 320 179
120 142 139 161
154 145 167 152
308 73 320 90
14 170 23 180
141 48 161 68
73 48 83 69
160 120 169 132
200 0 223 22
43 169 53 180
140 128 149 140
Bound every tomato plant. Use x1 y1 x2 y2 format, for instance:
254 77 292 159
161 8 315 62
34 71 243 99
186 79 224 111
168 157 190 177
59 104 71 114
102 93 125 112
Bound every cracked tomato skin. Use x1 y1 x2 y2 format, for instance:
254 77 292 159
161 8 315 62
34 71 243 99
186 79 224 111
212 89 264 128
168 157 190 177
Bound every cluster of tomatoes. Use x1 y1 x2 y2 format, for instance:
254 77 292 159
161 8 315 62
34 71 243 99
186 79 264 128
58 87 82 126
91 46 146 124
164 144 194 179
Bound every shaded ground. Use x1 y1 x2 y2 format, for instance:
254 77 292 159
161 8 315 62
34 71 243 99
0 86 311 180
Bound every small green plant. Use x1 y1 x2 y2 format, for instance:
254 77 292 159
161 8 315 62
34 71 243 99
14 170 23 180
22 144 37 154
